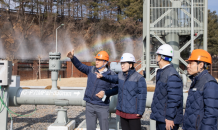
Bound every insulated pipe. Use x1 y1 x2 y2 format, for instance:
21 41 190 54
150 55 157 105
164 7 180 71
166 34 180 70
203 0 208 51
8 87 189 110
8 88 86 107
180 73 187 88
191 0 194 52
9 87 189 130
145 0 150 81
51 71 58 90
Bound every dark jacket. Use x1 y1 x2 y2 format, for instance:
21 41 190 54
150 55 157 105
183 70 218 130
71 56 117 106
150 64 183 124
102 69 147 115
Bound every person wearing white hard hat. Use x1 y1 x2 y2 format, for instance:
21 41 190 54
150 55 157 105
95 53 147 130
150 44 183 130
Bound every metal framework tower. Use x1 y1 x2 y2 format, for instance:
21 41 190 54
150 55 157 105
142 0 208 81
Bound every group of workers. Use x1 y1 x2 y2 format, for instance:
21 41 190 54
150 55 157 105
66 44 218 130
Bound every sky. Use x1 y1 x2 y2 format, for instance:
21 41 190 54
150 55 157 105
208 0 218 14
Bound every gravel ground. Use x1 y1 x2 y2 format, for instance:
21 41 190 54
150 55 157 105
6 105 151 130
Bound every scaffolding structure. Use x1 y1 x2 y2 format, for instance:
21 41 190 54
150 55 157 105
142 0 208 81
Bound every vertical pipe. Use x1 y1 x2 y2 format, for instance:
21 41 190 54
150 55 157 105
158 0 160 29
188 2 190 34
116 115 120 130
196 0 198 31
56 28 58 52
191 0 194 52
201 6 203 25
150 119 156 130
180 73 187 88
146 0 150 81
184 2 186 33
166 33 180 71
201 0 203 23
166 5 180 70
143 0 147 72
55 25 64 52
161 0 163 35
154 0 156 28
8 0 10 10
151 0 153 23
39 57 41 79
56 107 68 124
51 71 58 90
203 0 208 51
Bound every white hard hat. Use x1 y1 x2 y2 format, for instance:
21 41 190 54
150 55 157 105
156 44 174 57
120 53 136 63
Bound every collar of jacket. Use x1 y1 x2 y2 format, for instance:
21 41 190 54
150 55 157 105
123 68 136 80
189 69 208 82
161 63 171 69
99 68 108 74
157 64 174 73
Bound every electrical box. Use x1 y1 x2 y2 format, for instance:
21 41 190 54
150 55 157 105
0 60 12 86
10 76 20 87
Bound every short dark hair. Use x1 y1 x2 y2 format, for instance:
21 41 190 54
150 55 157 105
196 61 207 69
128 62 135 69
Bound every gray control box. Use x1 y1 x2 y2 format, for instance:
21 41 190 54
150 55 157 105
0 60 12 86
49 52 61 71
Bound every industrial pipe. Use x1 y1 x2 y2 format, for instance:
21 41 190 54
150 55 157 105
8 87 189 130
180 73 187 88
8 87 189 110
8 87 86 107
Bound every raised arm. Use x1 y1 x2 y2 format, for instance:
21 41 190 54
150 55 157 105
67 49 91 75
96 72 119 84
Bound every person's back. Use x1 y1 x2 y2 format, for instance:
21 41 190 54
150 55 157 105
150 44 183 130
150 64 183 124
